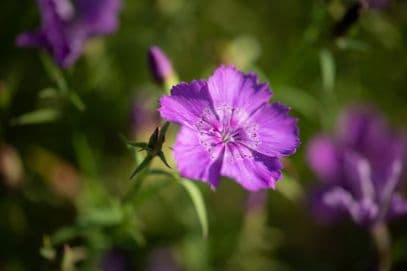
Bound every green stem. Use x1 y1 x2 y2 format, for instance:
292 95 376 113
122 165 151 204
371 222 392 271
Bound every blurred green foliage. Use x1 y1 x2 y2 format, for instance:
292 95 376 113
0 0 407 270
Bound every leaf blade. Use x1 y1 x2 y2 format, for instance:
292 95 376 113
180 179 209 238
11 108 60 126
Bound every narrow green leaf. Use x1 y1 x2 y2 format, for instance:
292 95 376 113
51 225 83 245
158 151 171 169
159 122 170 141
148 127 160 147
149 169 174 178
319 49 335 93
11 108 60 126
79 203 124 227
127 142 150 150
180 179 209 238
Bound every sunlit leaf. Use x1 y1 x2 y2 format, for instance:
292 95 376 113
11 108 60 126
180 179 209 238
158 151 171 169
79 202 124 227
319 49 335 93
51 225 83 245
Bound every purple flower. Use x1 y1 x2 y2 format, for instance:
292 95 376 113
308 108 407 226
159 65 299 191
148 46 176 86
16 0 122 68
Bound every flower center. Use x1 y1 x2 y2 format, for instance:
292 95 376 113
195 105 260 159
220 127 238 143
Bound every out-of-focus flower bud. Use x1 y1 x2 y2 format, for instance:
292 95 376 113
0 144 24 188
148 46 177 88
28 148 80 200
49 161 81 200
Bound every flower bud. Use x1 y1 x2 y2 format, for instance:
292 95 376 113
148 46 176 87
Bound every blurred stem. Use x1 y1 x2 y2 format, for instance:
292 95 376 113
123 165 150 204
39 52 85 111
371 222 392 271
164 75 178 95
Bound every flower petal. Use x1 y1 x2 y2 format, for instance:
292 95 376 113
207 65 271 114
76 0 122 34
18 0 87 67
388 193 407 218
320 187 378 225
16 32 46 48
16 0 121 68
342 109 407 192
306 135 340 181
159 80 212 128
250 102 299 157
221 145 283 191
173 127 224 188
38 0 73 65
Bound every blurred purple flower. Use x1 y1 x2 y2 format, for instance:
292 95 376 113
146 248 180 271
159 65 299 191
148 46 175 86
368 0 389 9
16 0 122 68
101 249 127 271
308 108 407 226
